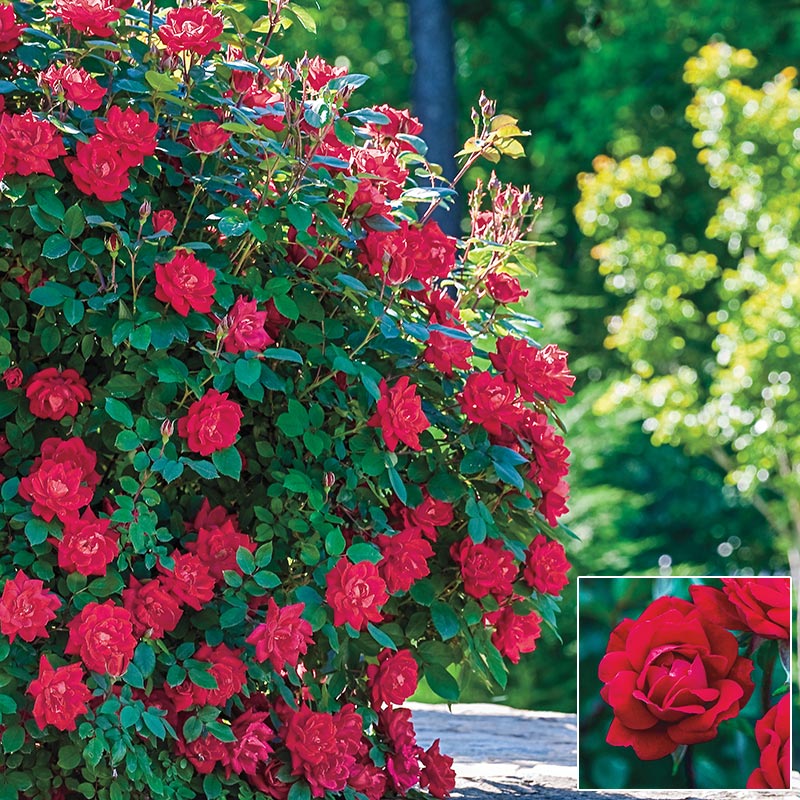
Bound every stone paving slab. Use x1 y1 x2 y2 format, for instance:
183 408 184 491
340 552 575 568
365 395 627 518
407 703 799 799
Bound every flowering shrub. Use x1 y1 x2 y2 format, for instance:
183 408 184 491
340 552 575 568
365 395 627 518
0 1 575 798
592 578 790 789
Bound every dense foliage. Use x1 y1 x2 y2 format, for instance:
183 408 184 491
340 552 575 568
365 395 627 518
0 0 576 798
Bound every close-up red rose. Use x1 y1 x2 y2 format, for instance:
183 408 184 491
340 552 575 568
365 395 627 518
523 534 570 596
489 336 575 404
246 598 314 672
155 250 217 317
690 577 790 640
65 600 137 676
485 271 528 304
185 518 254 581
177 389 243 456
486 604 542 664
19 456 95 522
94 105 158 167
227 710 274 776
457 371 522 437
0 571 61 644
423 316 474 377
325 557 388 630
49 0 120 37
122 576 183 639
192 643 247 706
598 595 754 760
25 367 91 420
57 507 119 576
368 376 430 452
27 656 91 732
366 648 419 707
0 111 66 177
405 490 454 539
3 366 23 388
419 739 457 800
222 296 274 354
177 733 228 775
42 64 106 111
65 135 130 202
151 209 177 234
376 526 434 593
0 3 22 52
450 537 517 600
188 120 231 153
746 694 789 789
379 706 421 793
157 6 224 57
157 549 215 610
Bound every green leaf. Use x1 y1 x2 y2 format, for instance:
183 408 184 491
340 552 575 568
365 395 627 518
2 724 24 753
387 467 407 504
30 282 73 307
287 781 311 800
34 189 65 218
145 69 179 92
62 204 86 238
63 298 84 326
105 397 134 428
367 623 397 651
119 705 139 729
346 542 383 564
24 518 53 546
58 744 82 770
122 662 145 689
84 737 104 768
41 234 71 260
181 458 219 480
236 546 256 574
263 347 303 364
235 357 261 387
424 663 460 702
202 774 222 800
431 602 460 641
286 4 316 33
205 721 236 743
188 667 219 690
133 642 156 678
409 579 435 606
0 695 16 715
115 430 140 451
141 711 166 739
211 446 242 479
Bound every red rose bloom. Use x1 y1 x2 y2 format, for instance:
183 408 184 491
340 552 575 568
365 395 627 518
522 411 571 526
155 251 217 317
0 3 23 52
228 709 274 776
458 371 522 437
50 0 120 37
152 209 177 234
28 656 91 732
122 576 183 639
406 490 454 540
177 732 228 775
376 527 434 594
185 518 254 582
42 64 106 111
486 605 542 664
0 433 9 457
246 598 314 672
689 577 790 640
0 111 66 177
485 271 528 304
285 705 362 798
193 644 247 706
419 739 456 799
0 571 61 644
450 537 517 600
367 648 418 708
65 600 136 676
424 316 474 376
599 595 755 760
523 535 570 596
379 706 421 793
489 337 575 404
25 367 91 420
19 457 94 522
325 557 388 630
95 106 158 168
352 147 408 200
746 694 789 789
158 7 224 56
58 508 119 576
39 436 100 488
223 296 274 354
158 550 215 610
3 366 22 388
177 389 243 456
188 120 231 154
65 135 130 202
368 377 430 452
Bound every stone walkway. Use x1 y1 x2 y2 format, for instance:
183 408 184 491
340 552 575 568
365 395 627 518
408 703 799 799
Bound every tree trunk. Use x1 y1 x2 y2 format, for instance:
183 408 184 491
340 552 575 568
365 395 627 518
408 0 460 236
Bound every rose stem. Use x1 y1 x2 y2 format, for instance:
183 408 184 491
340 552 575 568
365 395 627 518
684 746 696 789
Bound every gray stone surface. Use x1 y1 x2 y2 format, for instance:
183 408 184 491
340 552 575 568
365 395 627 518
408 703 799 799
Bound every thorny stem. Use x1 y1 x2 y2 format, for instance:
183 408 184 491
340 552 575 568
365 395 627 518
683 746 696 789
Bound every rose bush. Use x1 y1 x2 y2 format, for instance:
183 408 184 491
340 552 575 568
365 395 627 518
0 0 575 799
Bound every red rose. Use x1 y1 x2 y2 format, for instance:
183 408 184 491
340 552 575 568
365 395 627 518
450 537 517 600
0 111 66 177
352 148 408 200
3 366 22 388
367 648 418 708
28 656 91 732
177 732 228 774
746 694 789 789
19 457 94 522
368 377 429 452
158 7 224 56
39 436 100 488
486 605 542 664
489 337 575 404
405 490 453 539
522 412 571 526
246 598 314 672
155 250 217 317
249 755 292 800
285 705 362 797
65 600 136 676
177 389 243 456
42 64 106 111
349 179 391 219
58 507 119 576
523 534 570 596
424 316 474 376
188 120 230 154
193 643 247 706
50 0 120 37
151 209 177 234
185 518 254 581
95 106 158 168
0 433 9 457
599 595 755 760
365 104 424 151
485 271 528 304
0 571 61 644
122 576 183 639
228 709 274 775
349 759 388 800
376 527 433 593
458 371 522 437
222 296 274 354
325 557 388 630
157 549 215 610
65 135 129 202
419 739 456 799
25 367 91 420
689 577 790 640
378 706 420 793
0 3 23 52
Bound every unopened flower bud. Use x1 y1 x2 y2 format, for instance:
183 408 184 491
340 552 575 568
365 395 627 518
161 418 174 441
106 233 121 255
139 200 152 221
323 471 335 489
216 315 232 340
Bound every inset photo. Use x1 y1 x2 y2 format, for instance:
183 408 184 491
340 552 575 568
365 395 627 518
577 576 791 790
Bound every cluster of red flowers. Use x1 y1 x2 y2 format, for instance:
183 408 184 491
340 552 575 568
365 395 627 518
598 578 790 789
